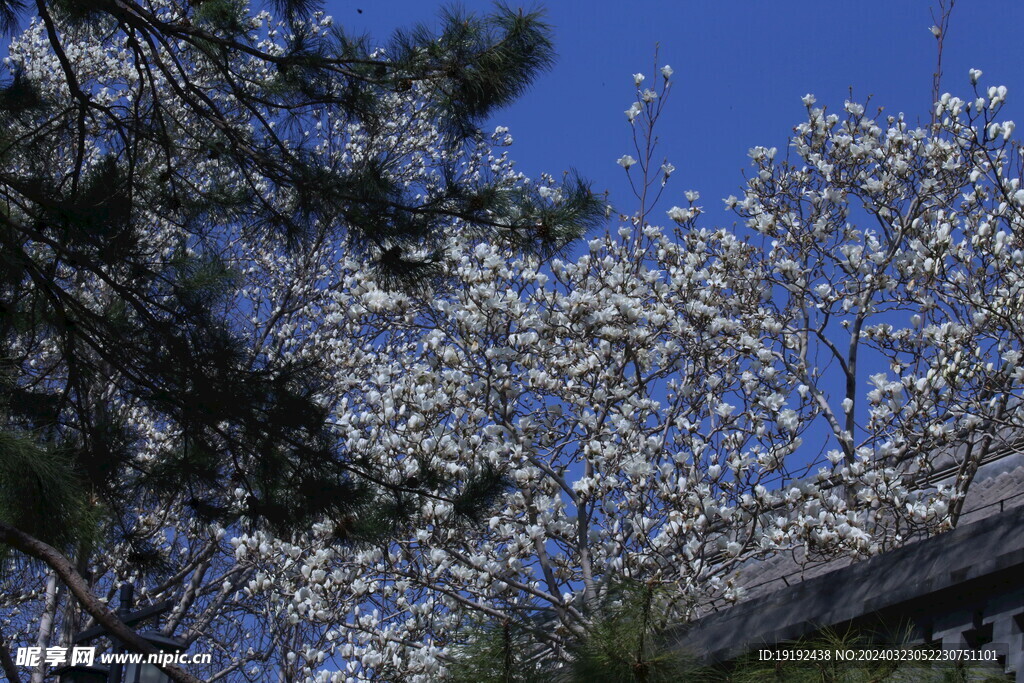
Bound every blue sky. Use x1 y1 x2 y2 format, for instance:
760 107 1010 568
331 0 1024 229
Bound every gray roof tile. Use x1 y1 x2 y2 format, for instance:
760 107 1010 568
727 459 1024 605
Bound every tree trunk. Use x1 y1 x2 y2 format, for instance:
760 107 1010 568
0 623 24 683
30 572 57 683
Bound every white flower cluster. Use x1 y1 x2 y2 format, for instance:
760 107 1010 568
256 72 1022 678
5 13 1024 678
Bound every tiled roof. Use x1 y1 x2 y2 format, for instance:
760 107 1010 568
728 452 1024 604
674 502 1024 665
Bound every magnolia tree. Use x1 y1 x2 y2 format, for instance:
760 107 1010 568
5 13 1024 683
212 68 1024 679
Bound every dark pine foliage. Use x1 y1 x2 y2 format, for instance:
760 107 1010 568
0 0 602 561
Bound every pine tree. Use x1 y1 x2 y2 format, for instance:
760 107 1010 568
0 2 599 679
0 0 600 524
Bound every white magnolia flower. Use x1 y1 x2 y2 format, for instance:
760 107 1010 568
660 64 674 79
666 206 690 223
633 72 645 87
625 102 642 122
617 154 637 169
